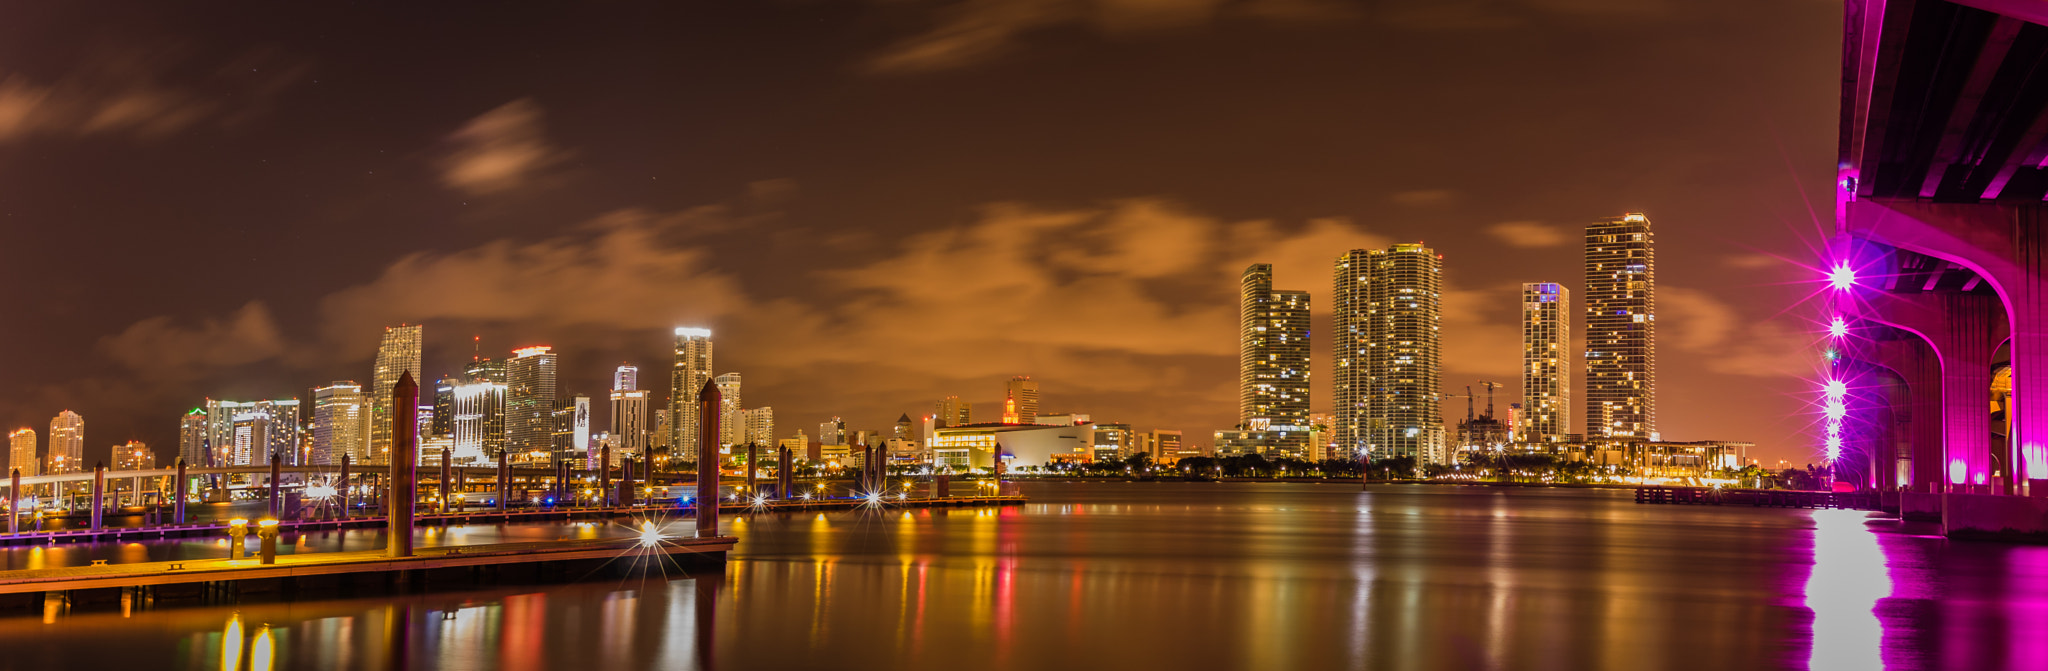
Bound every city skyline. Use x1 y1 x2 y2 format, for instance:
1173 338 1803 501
0 2 1833 466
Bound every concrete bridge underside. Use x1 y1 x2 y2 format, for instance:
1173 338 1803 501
1838 0 2048 534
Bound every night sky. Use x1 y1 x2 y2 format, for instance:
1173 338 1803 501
0 0 1840 468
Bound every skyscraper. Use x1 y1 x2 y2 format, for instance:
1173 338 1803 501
614 364 638 391
1584 213 1656 442
369 324 424 463
1227 263 1311 455
1333 246 1442 462
215 400 298 466
506 346 559 459
8 428 37 477
454 378 508 463
1521 283 1572 442
611 388 651 455
670 328 714 456
47 410 83 473
716 372 742 447
179 408 208 467
312 382 369 465
744 407 774 447
936 396 972 427
820 416 846 446
549 394 591 463
1005 376 1040 425
113 440 154 471
431 376 458 438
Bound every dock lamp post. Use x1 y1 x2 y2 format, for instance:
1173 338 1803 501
228 519 250 560
257 519 280 565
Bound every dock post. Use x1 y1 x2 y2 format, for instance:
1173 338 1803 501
257 519 278 564
778 447 792 500
600 445 612 508
440 448 453 514
8 468 19 534
339 454 352 518
497 450 509 512
696 379 721 538
746 443 759 500
91 462 105 531
387 372 418 558
268 452 282 518
173 459 187 524
621 456 636 507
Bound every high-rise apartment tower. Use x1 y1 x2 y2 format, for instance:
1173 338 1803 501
1521 283 1571 442
369 325 424 462
670 328 714 456
1333 246 1443 462
1584 213 1656 441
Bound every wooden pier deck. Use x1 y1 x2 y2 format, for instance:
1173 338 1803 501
0 535 734 597
1 495 1029 547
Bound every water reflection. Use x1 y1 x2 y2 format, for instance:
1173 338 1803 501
1805 509 1886 670
9 484 2048 670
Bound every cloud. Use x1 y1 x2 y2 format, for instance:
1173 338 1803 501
0 49 302 142
98 302 288 382
1722 253 1780 269
865 0 1356 74
1486 220 1569 248
1659 285 1806 377
438 98 569 196
314 207 745 356
1389 189 1455 207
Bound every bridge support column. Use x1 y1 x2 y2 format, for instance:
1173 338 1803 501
1853 284 2000 493
387 372 418 558
173 459 187 525
1845 199 2048 493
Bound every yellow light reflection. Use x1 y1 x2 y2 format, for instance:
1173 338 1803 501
251 624 275 671
222 613 245 671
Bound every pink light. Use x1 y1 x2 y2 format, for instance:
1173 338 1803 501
1824 400 1846 420
1949 459 1967 485
1828 316 1848 338
1828 263 1856 290
1824 379 1848 400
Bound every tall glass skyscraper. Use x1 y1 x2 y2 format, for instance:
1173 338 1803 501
506 346 558 460
9 428 38 477
369 324 423 463
179 408 208 468
714 373 743 447
1228 263 1310 455
1333 245 1442 462
312 382 369 465
1521 283 1571 443
670 328 714 454
1584 213 1656 442
47 410 83 474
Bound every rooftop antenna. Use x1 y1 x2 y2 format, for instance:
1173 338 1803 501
472 335 481 362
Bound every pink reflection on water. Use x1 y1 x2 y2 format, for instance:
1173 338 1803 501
1805 509 1886 670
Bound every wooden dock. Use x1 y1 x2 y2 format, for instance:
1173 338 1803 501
1 495 1029 546
0 534 735 611
1633 486 1880 510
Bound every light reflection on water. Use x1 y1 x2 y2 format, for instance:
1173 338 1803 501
5 483 2048 670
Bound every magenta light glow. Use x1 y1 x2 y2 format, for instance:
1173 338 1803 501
1828 316 1848 338
1828 263 1856 290
1949 459 1967 485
